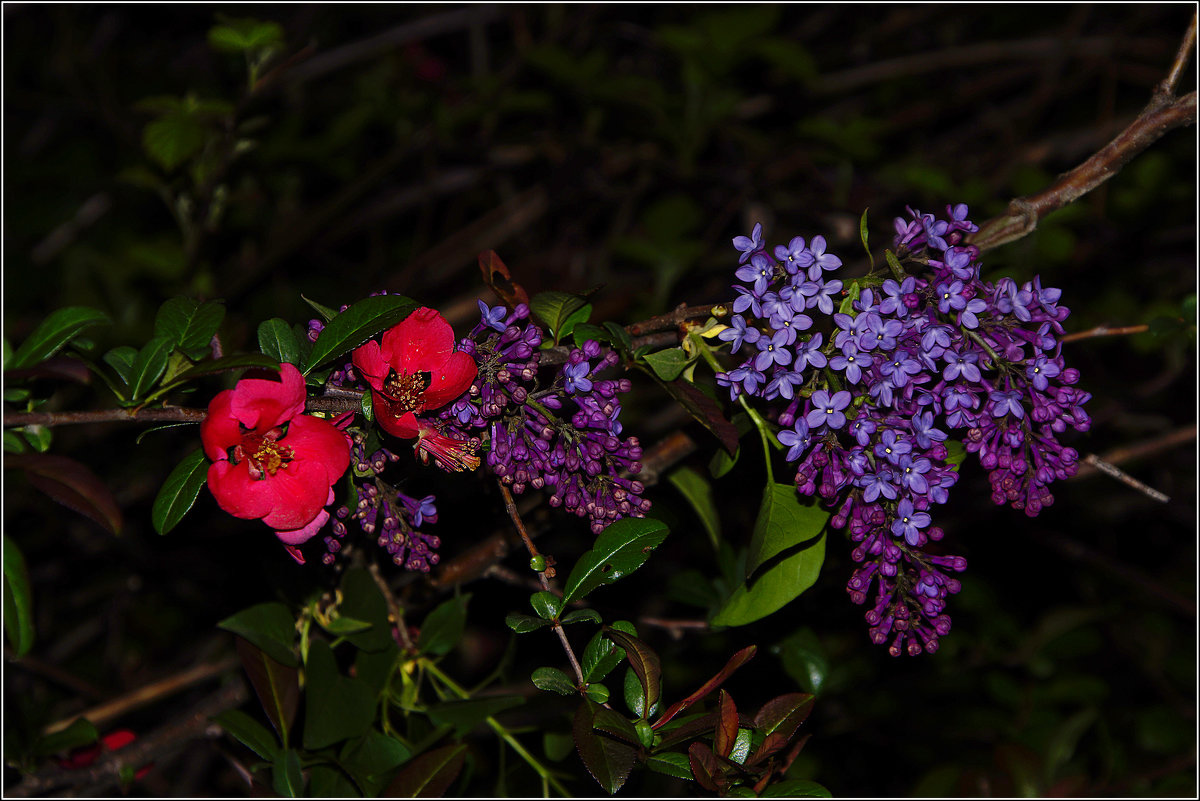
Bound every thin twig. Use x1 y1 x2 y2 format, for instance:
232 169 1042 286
498 482 585 686
1061 324 1150 343
1082 454 1170 503
626 303 724 337
1072 425 1196 481
3 407 207 428
368 562 414 654
1154 10 1197 102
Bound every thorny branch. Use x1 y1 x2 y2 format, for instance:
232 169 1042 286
970 12 1197 251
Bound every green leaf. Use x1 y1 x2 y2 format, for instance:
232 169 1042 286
558 302 593 343
152 448 210 535
709 445 739 478
33 718 98 757
667 466 721 547
165 353 281 386
711 537 826 627
505 612 552 634
532 666 577 696
645 751 692 780
319 616 372 636
592 705 640 745
19 425 51 453
219 602 298 667
859 207 873 270
427 696 524 738
529 290 588 345
339 731 411 797
213 709 280 761
154 297 225 359
102 346 138 385
945 439 966 469
129 337 173 399
273 749 305 798
303 295 419 375
143 111 207 172
774 628 829 696
839 281 860 316
530 590 562 620
209 17 284 52
3 535 35 657
302 294 339 323
417 594 470 657
585 683 611 704
8 307 111 370
258 318 301 366
572 322 610 349
338 569 394 652
762 779 832 797
744 483 829 578
561 518 670 605
573 700 637 794
603 321 633 353
561 608 603 626
233 637 300 748
605 628 662 718
3 430 25 454
309 765 362 798
642 347 690 382
582 628 624 684
354 644 400 698
303 639 377 750
385 743 467 797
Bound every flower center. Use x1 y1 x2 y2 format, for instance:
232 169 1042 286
233 425 294 479
384 371 430 414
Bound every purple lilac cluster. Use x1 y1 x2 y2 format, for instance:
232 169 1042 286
716 205 1088 656
307 307 445 572
437 301 651 534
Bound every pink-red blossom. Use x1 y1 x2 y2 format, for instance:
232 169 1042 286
352 307 477 440
200 363 351 557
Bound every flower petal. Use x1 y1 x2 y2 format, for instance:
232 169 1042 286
257 459 338 531
423 350 477 409
284 416 352 485
200 388 242 461
229 363 306 431
382 307 456 374
206 460 279 521
351 339 389 391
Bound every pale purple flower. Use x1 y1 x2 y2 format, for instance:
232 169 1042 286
733 222 764 264
777 418 813 462
717 314 761 353
891 498 931 546
806 389 851 430
989 389 1025 419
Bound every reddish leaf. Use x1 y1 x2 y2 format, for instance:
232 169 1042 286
654 645 756 730
655 711 718 752
573 700 637 794
4 356 93 384
688 741 724 794
235 637 299 747
604 627 662 717
385 743 467 797
658 377 740 455
478 250 530 309
746 693 814 768
9 453 123 535
714 690 739 760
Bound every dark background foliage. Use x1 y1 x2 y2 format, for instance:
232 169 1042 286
4 4 1195 796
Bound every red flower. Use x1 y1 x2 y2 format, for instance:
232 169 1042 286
200 363 351 553
56 729 151 780
352 307 477 440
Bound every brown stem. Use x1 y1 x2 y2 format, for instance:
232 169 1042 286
1061 324 1150 343
1071 425 1196 480
626 303 724 337
4 407 207 428
970 16 1197 252
498 482 585 687
369 562 414 654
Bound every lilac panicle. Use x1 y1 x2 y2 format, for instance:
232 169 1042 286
717 203 1087 655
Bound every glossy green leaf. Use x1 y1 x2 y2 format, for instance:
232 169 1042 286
592 705 640 745
129 337 173 399
505 612 552 634
582 627 627 684
561 518 669 605
213 709 280 761
338 569 393 652
302 294 418 375
32 718 98 757
302 294 339 323
103 346 138 385
603 321 633 353
417 594 470 657
273 748 305 798
573 700 637 794
152 448 209 535
3 535 35 657
303 639 376 750
839 281 860 316
233 637 300 747
219 602 298 667
427 696 524 738
746 693 815 768
561 608 603 626
354 643 400 698
530 590 562 620
643 347 690 381
319 616 372 636
645 751 692 780
745 483 829 577
605 628 662 718
572 322 609 349
154 297 225 358
258 318 301 366
774 628 829 696
339 730 411 797
532 666 577 696
529 290 589 345
558 302 593 342
8 306 111 370
164 353 281 385
585 683 611 704
385 743 467 797
668 466 721 547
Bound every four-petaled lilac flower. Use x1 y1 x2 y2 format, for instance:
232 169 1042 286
1026 355 1061 391
910 411 948 450
879 276 915 316
805 278 844 315
806 235 843 278
891 498 931 546
736 252 775 295
942 349 981 382
794 333 828 371
860 314 904 352
1031 276 1062 310
806 389 851 430
880 349 921 388
563 361 593 394
478 300 508 332
765 370 804 401
733 222 764 264
717 314 761 353
935 280 967 314
777 418 813 461
849 414 877 447
754 330 793 371
770 308 812 344
874 428 912 465
896 454 932 494
831 342 873 384
959 297 988 329
857 469 898 502
989 389 1024 419
773 236 813 273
